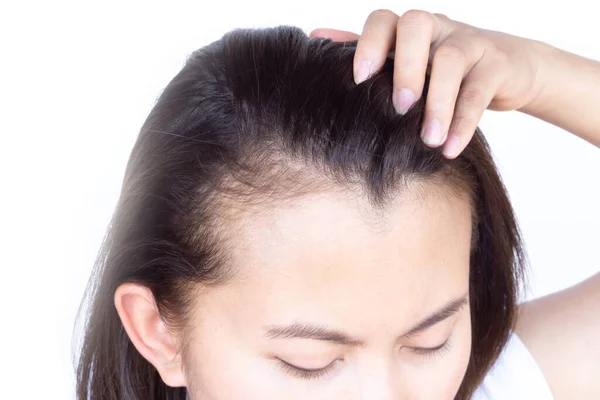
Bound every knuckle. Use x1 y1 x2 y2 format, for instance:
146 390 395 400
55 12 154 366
455 112 479 127
401 9 434 27
450 114 479 136
455 21 480 37
435 43 466 64
433 12 451 22
460 87 486 108
463 25 481 36
368 8 396 20
491 46 510 65
449 109 479 134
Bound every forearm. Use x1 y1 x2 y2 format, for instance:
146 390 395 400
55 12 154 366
519 41 600 147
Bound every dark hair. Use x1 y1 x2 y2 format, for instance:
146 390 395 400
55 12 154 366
73 25 527 400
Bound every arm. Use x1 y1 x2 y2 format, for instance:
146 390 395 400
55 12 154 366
515 272 600 399
514 42 600 399
314 11 600 397
313 10 600 156
519 41 600 147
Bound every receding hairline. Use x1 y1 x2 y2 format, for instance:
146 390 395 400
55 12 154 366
211 157 476 224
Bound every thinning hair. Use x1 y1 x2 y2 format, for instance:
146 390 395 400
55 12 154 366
73 25 527 400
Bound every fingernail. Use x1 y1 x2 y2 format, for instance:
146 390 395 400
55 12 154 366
355 60 374 84
443 135 462 158
421 119 445 146
393 89 416 114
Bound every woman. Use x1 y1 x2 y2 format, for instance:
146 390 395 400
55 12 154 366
73 8 600 400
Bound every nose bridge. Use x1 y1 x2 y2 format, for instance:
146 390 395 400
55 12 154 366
354 355 402 400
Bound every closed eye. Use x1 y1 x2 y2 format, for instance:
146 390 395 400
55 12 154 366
276 357 340 380
406 336 452 358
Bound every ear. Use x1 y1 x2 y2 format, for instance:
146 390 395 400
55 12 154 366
114 283 187 388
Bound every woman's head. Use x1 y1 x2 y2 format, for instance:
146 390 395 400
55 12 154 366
74 26 526 400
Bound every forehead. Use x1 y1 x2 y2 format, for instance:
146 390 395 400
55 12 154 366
214 183 473 329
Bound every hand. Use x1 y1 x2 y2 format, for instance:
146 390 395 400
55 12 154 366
309 9 549 158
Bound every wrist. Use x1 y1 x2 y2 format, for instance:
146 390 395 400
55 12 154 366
517 39 559 116
515 39 600 146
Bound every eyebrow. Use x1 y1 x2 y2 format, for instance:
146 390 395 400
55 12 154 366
264 294 469 347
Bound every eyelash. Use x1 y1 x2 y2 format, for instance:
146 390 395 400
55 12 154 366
277 358 339 380
277 337 452 380
407 337 452 359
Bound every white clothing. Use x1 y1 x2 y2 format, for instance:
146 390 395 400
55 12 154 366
471 331 554 399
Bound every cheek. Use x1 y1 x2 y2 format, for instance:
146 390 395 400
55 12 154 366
184 344 266 400
402 310 473 399
183 322 289 400
445 320 473 396
438 316 474 398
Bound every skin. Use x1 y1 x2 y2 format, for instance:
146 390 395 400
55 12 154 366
116 185 475 399
310 9 600 156
114 8 600 399
310 8 600 398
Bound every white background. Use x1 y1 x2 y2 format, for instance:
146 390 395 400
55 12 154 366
1 0 598 398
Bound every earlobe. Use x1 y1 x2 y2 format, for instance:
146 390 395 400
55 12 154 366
114 283 188 387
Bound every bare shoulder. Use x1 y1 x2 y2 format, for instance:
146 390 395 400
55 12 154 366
514 272 600 400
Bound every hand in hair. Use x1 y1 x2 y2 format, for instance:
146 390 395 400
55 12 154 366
310 8 600 157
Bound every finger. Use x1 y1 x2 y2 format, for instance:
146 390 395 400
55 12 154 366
421 37 486 147
353 9 399 85
392 10 453 114
442 56 504 159
309 28 360 42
